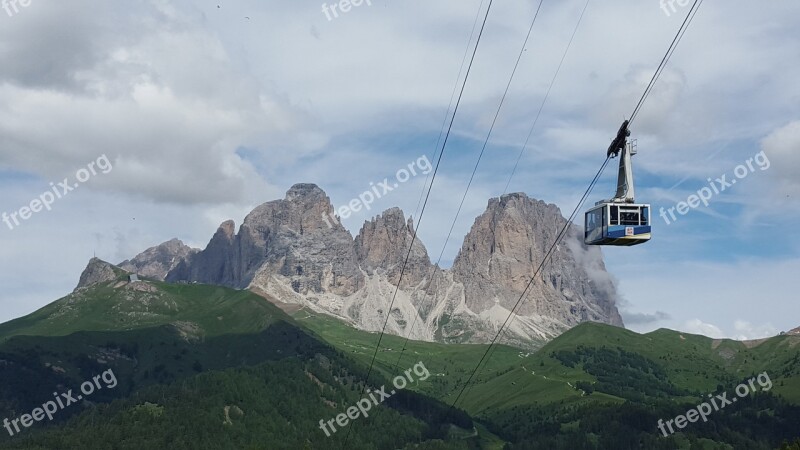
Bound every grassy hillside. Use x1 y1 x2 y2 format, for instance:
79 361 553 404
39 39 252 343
461 323 800 449
1 279 798 449
291 305 800 409
0 281 279 342
0 282 500 449
292 311 800 449
291 308 523 401
0 345 479 449
438 322 800 414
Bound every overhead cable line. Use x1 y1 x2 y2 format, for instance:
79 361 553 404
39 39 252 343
340 0 496 447
503 0 592 195
411 0 488 222
631 0 704 125
449 0 705 410
389 0 545 380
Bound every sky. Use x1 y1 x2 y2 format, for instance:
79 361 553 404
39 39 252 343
0 0 798 340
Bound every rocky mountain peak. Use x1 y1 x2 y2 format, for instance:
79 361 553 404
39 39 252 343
166 183 362 296
217 220 236 239
496 192 560 214
452 193 623 333
76 258 123 290
285 183 328 203
163 238 188 249
159 184 624 348
244 183 342 234
119 238 199 281
354 207 432 288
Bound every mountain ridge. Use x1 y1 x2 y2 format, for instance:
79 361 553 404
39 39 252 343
118 239 199 281
121 183 623 349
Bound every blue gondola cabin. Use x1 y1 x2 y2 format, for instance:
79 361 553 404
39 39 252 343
585 202 651 246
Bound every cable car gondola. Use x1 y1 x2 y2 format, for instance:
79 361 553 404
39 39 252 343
585 120 651 246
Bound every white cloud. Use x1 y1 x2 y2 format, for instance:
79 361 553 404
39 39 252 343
732 320 778 341
612 255 800 339
1 0 800 330
682 319 725 339
761 121 800 194
0 0 290 204
623 310 671 325
676 319 778 341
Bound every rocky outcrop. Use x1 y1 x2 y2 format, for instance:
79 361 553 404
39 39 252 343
245 184 364 296
76 258 123 290
119 239 198 281
156 183 624 348
354 207 433 289
167 221 238 286
452 194 622 323
442 193 623 347
167 184 364 296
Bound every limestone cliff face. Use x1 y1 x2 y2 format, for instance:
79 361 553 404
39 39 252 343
148 184 624 348
118 239 198 281
76 258 123 290
443 193 623 347
166 221 238 286
453 194 622 322
167 184 363 296
244 183 364 297
354 207 433 290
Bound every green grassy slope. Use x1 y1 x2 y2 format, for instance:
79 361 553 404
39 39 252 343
292 310 800 447
0 281 279 342
1 278 797 449
291 308 524 402
9 278 796 413
0 280 502 449
447 322 800 415
0 349 480 449
0 284 495 449
290 307 800 413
